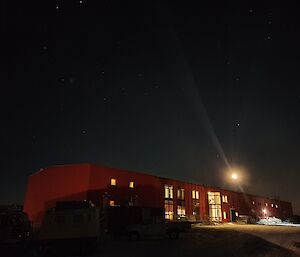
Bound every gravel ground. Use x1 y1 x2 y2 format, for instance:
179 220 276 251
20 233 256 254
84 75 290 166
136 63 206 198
198 224 300 256
4 224 299 257
96 224 300 257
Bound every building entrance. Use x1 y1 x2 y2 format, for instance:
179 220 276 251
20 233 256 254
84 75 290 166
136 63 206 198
208 192 222 222
230 209 238 222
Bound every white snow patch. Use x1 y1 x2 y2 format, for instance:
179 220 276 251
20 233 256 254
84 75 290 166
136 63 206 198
257 217 300 227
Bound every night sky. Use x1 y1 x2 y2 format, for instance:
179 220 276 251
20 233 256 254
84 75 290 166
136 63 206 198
1 0 300 214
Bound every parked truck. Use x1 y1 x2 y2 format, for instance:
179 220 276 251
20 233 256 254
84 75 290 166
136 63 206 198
106 205 191 240
127 220 191 240
34 201 105 255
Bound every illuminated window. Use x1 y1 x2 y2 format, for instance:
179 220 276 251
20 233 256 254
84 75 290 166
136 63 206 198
110 178 117 186
177 188 185 200
208 192 222 221
208 192 221 205
192 204 200 216
209 205 222 221
164 200 174 220
235 212 239 217
275 204 278 208
192 198 200 217
177 204 186 217
129 181 134 188
265 203 268 207
252 201 255 205
271 203 274 208
223 211 227 219
164 185 173 199
192 190 199 199
109 200 115 206
222 195 228 203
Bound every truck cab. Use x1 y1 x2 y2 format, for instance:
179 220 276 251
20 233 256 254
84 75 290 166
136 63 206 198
126 215 191 241
37 201 105 255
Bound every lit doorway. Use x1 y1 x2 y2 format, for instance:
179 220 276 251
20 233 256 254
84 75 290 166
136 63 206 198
208 192 222 222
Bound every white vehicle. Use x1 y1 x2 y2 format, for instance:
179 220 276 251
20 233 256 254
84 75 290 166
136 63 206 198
127 221 191 240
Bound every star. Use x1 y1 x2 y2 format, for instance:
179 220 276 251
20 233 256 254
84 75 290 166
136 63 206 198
264 36 272 41
153 83 159 89
69 77 76 84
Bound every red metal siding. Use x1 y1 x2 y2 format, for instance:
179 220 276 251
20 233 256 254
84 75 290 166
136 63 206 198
88 165 163 208
23 163 294 225
24 164 91 225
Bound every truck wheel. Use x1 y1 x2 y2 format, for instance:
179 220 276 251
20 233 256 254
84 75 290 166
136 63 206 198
168 231 179 240
129 231 140 241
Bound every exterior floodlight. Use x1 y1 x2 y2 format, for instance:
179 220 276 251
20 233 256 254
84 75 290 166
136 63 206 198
231 173 238 180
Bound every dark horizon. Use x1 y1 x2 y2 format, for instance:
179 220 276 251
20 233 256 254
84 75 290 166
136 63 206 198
1 0 300 214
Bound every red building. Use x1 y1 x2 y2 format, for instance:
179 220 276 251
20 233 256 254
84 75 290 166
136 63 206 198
24 163 293 226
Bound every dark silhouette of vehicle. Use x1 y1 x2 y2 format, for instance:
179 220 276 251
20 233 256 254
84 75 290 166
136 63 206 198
0 205 31 256
127 220 191 241
0 205 31 244
35 201 105 255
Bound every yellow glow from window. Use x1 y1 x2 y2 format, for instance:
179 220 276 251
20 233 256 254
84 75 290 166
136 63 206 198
275 204 278 208
196 191 199 199
223 211 227 219
109 200 115 206
129 181 134 188
192 190 195 199
177 188 185 200
164 185 173 199
164 199 174 220
110 178 116 186
222 195 228 203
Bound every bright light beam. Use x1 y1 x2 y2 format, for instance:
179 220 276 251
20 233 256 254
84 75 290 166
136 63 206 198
231 173 238 180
